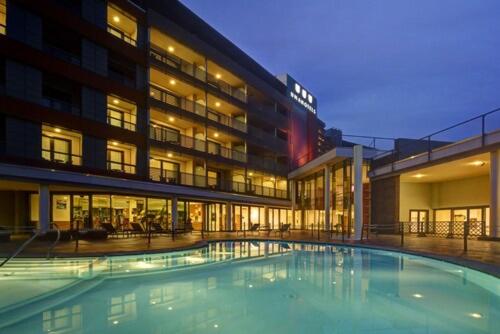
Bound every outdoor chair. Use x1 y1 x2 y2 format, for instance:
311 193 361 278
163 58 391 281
130 222 146 236
274 223 291 237
237 223 260 236
101 222 122 238
152 222 170 235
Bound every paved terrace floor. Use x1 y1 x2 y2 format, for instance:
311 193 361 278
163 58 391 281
1 231 499 277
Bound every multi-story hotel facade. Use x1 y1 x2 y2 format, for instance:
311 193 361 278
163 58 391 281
0 0 324 233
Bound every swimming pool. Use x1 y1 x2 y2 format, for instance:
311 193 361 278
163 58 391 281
0 241 498 333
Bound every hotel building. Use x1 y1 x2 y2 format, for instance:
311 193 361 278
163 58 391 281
0 0 321 233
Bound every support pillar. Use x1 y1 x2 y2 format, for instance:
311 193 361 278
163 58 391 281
172 196 178 231
291 180 296 228
226 202 232 231
264 206 269 227
38 184 50 232
353 145 363 240
490 150 499 238
324 165 331 231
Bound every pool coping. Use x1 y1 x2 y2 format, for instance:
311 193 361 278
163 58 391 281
2 238 499 278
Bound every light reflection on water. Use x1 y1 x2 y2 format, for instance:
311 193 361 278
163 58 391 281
0 241 498 334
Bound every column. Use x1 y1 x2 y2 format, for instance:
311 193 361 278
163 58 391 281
226 202 232 231
38 184 50 232
264 206 269 227
172 196 178 231
353 145 363 240
324 165 331 231
291 180 296 228
490 150 499 237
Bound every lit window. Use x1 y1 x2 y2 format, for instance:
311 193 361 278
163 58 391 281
107 4 138 46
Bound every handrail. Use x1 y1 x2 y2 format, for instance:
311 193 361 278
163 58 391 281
371 107 500 164
0 229 40 268
46 223 61 259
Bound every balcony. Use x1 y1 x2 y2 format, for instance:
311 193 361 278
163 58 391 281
150 124 205 152
149 166 288 199
107 140 136 174
42 149 82 166
107 95 137 132
42 125 82 166
149 46 247 103
149 85 247 133
107 4 138 46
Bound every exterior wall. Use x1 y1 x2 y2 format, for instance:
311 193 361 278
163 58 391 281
370 175 399 228
432 175 489 208
399 182 432 221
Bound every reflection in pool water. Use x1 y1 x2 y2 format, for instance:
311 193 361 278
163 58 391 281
0 241 498 333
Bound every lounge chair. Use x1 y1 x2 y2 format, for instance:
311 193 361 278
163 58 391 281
237 223 260 236
152 222 170 235
274 223 291 237
101 222 122 238
130 222 146 236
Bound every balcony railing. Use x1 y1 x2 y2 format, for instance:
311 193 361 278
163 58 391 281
107 107 136 132
107 24 137 46
43 44 80 66
107 160 136 174
42 149 82 166
150 47 206 82
41 96 80 116
149 166 288 199
150 45 247 103
149 85 247 132
150 124 205 152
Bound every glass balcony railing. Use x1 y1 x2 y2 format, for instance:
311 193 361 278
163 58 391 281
107 24 137 46
149 165 288 199
43 44 80 66
41 96 81 116
107 160 136 174
149 46 247 103
42 149 82 166
149 85 247 132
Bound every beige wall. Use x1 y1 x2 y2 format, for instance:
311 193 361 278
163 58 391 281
400 175 489 221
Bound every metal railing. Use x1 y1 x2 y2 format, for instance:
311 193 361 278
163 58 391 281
0 226 39 267
42 149 82 166
371 107 500 169
150 124 206 152
107 24 137 46
43 44 81 65
150 45 247 103
149 166 288 199
149 85 247 132
107 107 137 132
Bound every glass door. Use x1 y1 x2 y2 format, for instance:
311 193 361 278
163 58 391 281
72 195 90 229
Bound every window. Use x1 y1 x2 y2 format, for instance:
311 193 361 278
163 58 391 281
41 125 82 165
108 51 136 87
107 140 136 174
0 0 6 35
107 3 137 46
107 95 137 131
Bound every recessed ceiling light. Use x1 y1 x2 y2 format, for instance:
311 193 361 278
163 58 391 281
214 132 219 138
113 16 120 23
248 172 253 176
215 73 221 79
215 101 221 107
468 160 485 167
113 98 119 104
54 128 61 133
150 91 155 96
112 141 118 146
168 116 175 122
167 46 175 53
169 79 176 85
412 173 425 178
167 153 173 158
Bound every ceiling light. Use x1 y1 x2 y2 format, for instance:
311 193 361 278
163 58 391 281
113 98 119 104
215 101 221 107
113 16 120 23
270 177 275 181
152 124 157 128
167 153 173 158
112 141 118 146
167 46 175 53
468 160 485 167
150 91 155 96
54 128 61 133
215 73 221 79
168 116 175 122
248 172 253 176
169 79 176 85
412 173 425 178
214 132 219 138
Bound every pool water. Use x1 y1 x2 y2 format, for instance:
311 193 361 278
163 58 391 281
0 241 498 333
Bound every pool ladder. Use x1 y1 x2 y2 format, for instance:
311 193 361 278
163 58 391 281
0 224 61 268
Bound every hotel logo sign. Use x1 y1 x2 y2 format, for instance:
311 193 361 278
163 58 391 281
284 76 317 115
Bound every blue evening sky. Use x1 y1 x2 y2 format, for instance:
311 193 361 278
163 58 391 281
181 0 500 139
